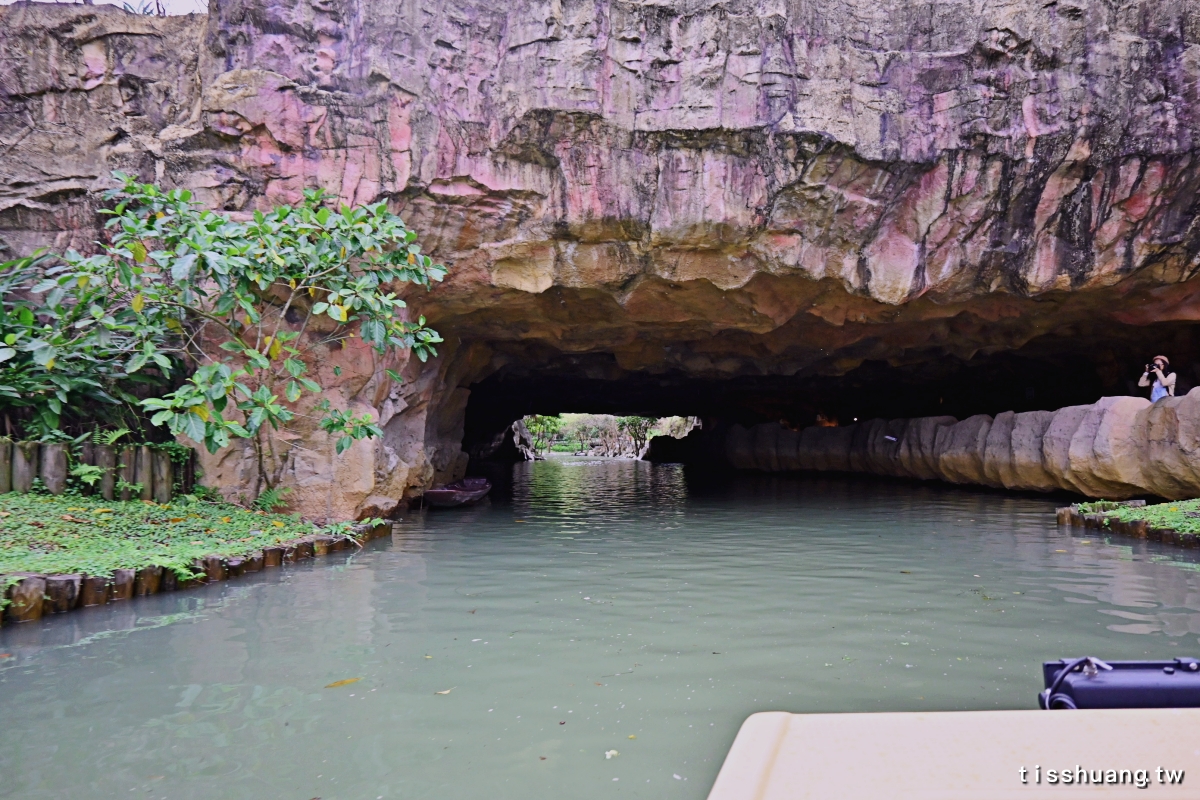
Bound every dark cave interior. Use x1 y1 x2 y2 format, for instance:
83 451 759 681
461 320 1200 463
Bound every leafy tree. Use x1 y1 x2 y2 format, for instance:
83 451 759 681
591 415 621 456
40 173 446 496
560 414 595 453
0 252 182 438
574 422 591 452
617 416 656 454
524 414 562 454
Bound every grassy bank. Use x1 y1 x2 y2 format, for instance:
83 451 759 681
0 493 327 579
1086 498 1200 534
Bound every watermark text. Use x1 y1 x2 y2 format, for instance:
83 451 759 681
1019 766 1184 789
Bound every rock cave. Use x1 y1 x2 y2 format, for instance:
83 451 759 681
2 0 1200 518
8 4 1200 794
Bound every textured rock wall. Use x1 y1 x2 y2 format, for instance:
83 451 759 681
724 389 1200 499
3 0 1200 517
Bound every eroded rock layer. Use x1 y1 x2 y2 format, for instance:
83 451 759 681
3 0 1200 517
722 389 1200 499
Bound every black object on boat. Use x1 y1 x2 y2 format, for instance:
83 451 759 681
1040 656 1200 709
423 477 491 508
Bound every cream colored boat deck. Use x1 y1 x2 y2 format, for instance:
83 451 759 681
708 709 1200 799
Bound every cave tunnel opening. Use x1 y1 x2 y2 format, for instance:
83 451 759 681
458 319 1200 474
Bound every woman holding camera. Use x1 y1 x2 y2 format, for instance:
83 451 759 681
1138 355 1176 402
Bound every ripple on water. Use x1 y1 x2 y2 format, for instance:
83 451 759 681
3 457 1200 799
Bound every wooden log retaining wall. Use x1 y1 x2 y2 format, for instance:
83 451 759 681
0 521 393 626
1055 500 1200 546
0 439 194 501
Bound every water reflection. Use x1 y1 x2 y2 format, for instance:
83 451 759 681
3 459 1200 799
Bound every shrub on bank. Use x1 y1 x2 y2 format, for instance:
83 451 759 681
3 174 448 505
1090 498 1200 534
0 492 338 579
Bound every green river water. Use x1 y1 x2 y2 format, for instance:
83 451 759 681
2 456 1199 799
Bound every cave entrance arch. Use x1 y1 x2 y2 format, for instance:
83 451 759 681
450 319 1200 479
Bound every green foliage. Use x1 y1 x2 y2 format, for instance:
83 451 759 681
1106 498 1200 534
153 440 193 465
560 413 596 452
556 413 667 456
70 463 107 487
0 493 356 579
185 485 223 503
617 416 656 453
1075 500 1136 514
525 414 562 453
93 427 132 446
44 173 446 496
324 517 384 538
0 253 181 438
322 520 355 537
0 574 18 611
252 486 292 512
317 403 384 455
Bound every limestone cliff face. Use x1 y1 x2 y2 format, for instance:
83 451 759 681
723 389 1200 500
3 1 1200 517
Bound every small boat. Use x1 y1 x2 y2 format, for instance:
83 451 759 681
423 477 491 508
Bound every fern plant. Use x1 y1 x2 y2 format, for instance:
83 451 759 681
93 427 131 446
69 463 106 487
252 486 292 512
